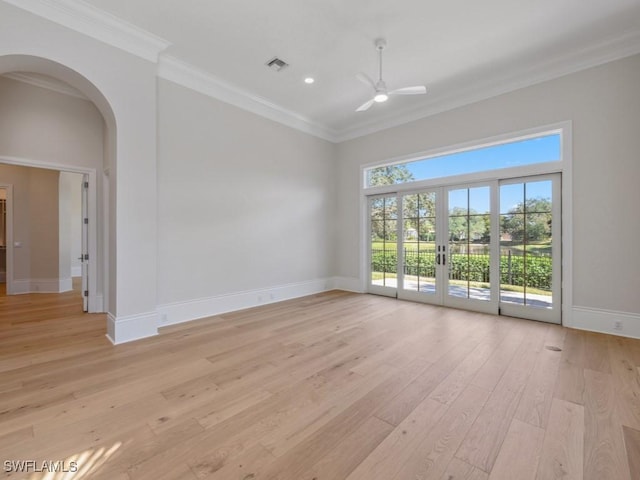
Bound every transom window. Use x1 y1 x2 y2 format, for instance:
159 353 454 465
365 132 561 188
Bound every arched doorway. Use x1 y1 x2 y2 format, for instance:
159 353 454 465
0 55 116 316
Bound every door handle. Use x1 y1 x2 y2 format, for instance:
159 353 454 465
436 253 441 265
443 253 446 266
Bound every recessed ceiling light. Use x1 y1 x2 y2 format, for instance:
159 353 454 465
304 77 315 84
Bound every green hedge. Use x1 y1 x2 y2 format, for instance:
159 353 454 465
371 250 552 289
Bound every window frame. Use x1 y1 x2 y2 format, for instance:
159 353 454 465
358 121 573 326
362 123 567 195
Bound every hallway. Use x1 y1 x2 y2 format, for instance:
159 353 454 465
0 278 106 373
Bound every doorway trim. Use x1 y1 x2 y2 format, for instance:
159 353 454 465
359 121 573 326
0 155 102 313
0 183 14 294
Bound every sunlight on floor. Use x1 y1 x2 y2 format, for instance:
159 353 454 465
22 442 122 480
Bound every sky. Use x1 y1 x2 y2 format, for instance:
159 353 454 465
406 133 560 182
373 133 560 212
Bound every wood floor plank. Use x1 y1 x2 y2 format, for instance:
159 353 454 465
189 443 276 480
514 332 564 428
584 368 631 480
345 398 449 480
374 330 487 427
455 324 546 473
303 416 394 480
439 458 489 480
488 419 545 480
535 398 584 480
470 322 527 391
429 334 503 406
389 384 491 480
553 329 586 405
583 331 612 374
607 335 640 430
622 425 640 480
255 358 432 480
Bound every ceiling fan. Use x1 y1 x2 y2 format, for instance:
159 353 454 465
356 38 427 112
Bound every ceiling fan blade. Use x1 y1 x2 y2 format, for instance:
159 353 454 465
389 85 427 95
356 98 375 112
356 72 376 89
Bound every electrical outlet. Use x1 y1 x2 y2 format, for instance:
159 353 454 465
614 320 623 331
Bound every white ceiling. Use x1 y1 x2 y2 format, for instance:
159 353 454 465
13 0 640 141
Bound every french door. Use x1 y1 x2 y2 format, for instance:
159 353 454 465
368 174 561 323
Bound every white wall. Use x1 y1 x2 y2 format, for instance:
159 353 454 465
156 80 337 324
335 53 640 335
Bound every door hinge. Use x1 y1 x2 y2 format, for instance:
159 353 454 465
84 290 88 297
84 181 89 189
84 218 88 224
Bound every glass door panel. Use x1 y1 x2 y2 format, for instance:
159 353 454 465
499 175 560 323
445 184 497 314
400 192 438 301
369 195 398 296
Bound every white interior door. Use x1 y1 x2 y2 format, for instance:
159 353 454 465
81 175 89 312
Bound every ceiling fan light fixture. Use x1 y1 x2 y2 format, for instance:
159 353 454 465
355 38 427 112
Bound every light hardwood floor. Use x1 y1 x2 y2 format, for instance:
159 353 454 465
1 283 639 479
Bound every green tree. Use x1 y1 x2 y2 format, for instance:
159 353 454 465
501 198 552 243
368 165 414 186
369 166 412 242
448 207 488 242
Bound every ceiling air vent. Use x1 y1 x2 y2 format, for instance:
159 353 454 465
266 57 289 72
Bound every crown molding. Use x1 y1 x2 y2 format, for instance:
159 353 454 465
335 29 640 142
3 71 88 99
3 0 171 62
157 55 339 143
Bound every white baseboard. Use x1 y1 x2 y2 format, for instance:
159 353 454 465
31 278 62 293
157 277 335 327
90 294 104 313
11 279 31 294
10 278 71 294
332 276 365 293
106 311 158 345
71 266 82 277
571 306 640 339
59 277 73 292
